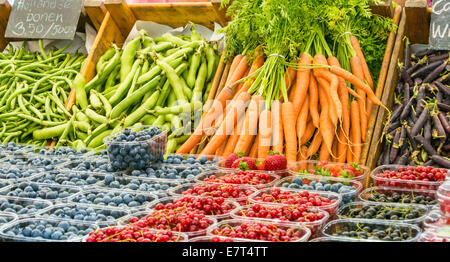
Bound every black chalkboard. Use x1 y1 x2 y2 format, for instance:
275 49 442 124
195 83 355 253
5 0 83 40
429 0 450 50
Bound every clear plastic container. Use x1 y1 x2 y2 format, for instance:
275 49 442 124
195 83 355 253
0 165 46 182
337 202 429 225
0 196 53 217
188 235 267 242
68 188 158 211
0 212 18 229
146 196 240 221
0 180 11 190
0 217 98 242
118 210 217 238
93 174 179 198
123 163 201 183
309 236 378 242
0 144 35 157
29 170 106 188
0 183 80 203
164 153 221 166
82 225 188 242
437 181 450 217
370 165 449 190
33 146 89 159
359 186 439 207
2 154 68 170
35 203 131 228
288 160 370 186
276 174 362 206
194 169 280 189
230 203 329 238
214 157 289 177
104 125 169 171
58 157 112 175
419 226 450 242
423 210 449 229
248 187 341 216
322 218 422 242
168 182 258 206
207 218 311 242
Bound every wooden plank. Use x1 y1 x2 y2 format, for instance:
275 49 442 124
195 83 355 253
84 0 107 31
65 11 125 110
366 7 407 179
129 2 219 30
0 0 11 51
104 0 137 39
211 0 228 27
371 0 394 18
405 0 430 44
361 5 402 166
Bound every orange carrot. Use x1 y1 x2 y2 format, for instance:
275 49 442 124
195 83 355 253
258 109 272 159
319 142 331 161
234 95 263 154
291 54 312 116
328 57 350 163
235 54 265 98
223 116 244 158
249 134 259 158
329 65 383 107
296 94 310 147
199 92 250 155
216 137 227 156
271 100 284 154
350 56 367 142
300 121 315 145
226 55 243 84
204 51 226 112
285 67 297 90
350 100 362 163
331 138 339 162
316 76 338 127
226 56 249 88
306 131 322 157
318 84 334 155
309 76 320 128
281 102 298 163
298 145 308 161
350 35 374 89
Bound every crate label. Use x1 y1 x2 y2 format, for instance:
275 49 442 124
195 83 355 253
429 0 450 50
5 0 83 40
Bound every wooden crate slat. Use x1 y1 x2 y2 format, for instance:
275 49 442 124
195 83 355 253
361 5 402 166
104 0 137 39
85 0 108 31
405 0 430 44
0 0 11 51
371 0 395 18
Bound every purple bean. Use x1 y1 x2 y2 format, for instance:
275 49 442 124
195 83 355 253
411 108 429 137
414 135 437 156
431 155 450 168
434 81 450 96
438 113 450 134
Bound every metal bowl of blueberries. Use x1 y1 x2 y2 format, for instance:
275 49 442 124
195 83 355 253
104 125 169 171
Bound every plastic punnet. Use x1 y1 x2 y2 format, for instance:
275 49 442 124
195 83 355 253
35 203 131 228
437 181 450 217
248 187 341 216
188 235 269 242
104 125 169 171
289 160 370 186
2 154 68 170
322 218 422 242
118 210 217 238
0 212 18 229
337 202 429 225
168 182 257 206
214 157 289 177
419 226 450 242
358 186 439 207
146 196 240 221
230 203 329 237
0 183 80 203
276 173 362 205
0 165 46 183
0 196 52 217
82 225 188 242
194 169 280 189
68 188 158 211
29 170 106 188
123 164 200 183
207 218 311 242
0 217 98 242
370 165 449 190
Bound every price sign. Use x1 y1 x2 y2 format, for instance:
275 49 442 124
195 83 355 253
429 0 450 50
5 0 83 40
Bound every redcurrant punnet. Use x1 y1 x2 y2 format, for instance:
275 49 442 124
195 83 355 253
374 166 448 190
85 227 183 242
202 170 274 186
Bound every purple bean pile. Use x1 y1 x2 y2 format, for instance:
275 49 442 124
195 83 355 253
379 47 450 168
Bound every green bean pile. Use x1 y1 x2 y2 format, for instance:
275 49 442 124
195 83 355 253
70 29 219 153
0 41 86 147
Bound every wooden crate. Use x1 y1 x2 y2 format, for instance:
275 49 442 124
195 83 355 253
365 0 432 184
0 0 107 51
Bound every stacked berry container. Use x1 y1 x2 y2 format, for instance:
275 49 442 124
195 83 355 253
194 169 281 189
437 181 450 222
84 226 188 242
359 186 439 208
370 165 449 190
104 126 168 171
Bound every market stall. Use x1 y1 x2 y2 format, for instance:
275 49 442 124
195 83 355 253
0 0 448 243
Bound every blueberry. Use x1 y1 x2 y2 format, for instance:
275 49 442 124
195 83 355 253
292 178 303 185
51 231 63 240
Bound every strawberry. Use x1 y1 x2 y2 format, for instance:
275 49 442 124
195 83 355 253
224 153 240 168
264 153 287 171
257 161 265 171
231 157 257 170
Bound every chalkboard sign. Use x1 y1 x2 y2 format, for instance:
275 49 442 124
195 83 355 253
429 0 450 50
5 0 83 40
